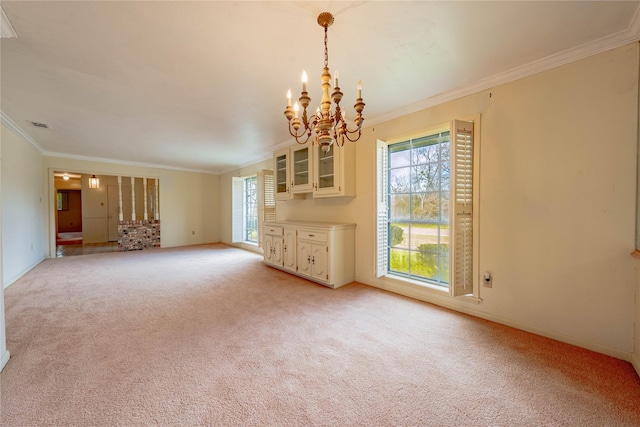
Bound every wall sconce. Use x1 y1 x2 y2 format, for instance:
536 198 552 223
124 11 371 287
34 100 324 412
88 175 100 189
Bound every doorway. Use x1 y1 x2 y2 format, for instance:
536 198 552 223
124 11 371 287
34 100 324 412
56 189 82 244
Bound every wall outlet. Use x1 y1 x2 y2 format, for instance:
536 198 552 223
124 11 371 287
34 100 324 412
483 271 493 288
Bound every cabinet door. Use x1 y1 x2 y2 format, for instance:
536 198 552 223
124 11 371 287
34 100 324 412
291 144 313 193
282 227 296 272
311 244 328 282
313 145 342 197
264 235 275 265
272 237 284 266
297 240 312 278
264 234 283 267
274 149 291 200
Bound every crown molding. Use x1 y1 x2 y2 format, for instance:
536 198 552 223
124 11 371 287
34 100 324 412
2 112 221 175
221 152 274 175
42 151 221 175
0 7 17 39
629 3 640 40
365 11 640 129
0 112 44 153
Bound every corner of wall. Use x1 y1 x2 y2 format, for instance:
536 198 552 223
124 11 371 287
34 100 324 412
0 349 9 372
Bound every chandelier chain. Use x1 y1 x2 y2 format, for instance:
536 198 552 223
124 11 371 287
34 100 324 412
324 25 329 68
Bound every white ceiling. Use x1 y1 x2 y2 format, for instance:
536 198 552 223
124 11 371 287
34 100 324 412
1 1 639 174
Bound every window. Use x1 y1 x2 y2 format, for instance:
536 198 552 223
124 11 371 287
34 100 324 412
377 119 477 297
244 176 258 243
386 130 451 285
233 170 275 247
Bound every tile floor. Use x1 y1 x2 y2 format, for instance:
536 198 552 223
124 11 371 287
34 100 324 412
56 242 120 257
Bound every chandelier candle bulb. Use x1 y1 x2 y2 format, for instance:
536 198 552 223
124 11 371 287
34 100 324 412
334 71 339 88
357 79 362 98
301 70 307 92
294 102 299 119
287 90 292 107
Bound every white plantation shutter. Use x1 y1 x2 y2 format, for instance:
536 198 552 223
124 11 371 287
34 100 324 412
257 169 275 247
451 120 474 297
376 139 388 277
232 177 244 243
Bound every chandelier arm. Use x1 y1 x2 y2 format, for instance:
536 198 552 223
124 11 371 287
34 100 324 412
342 128 362 143
288 121 313 145
339 118 364 142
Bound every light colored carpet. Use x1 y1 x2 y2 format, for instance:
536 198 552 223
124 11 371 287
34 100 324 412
2 243 639 426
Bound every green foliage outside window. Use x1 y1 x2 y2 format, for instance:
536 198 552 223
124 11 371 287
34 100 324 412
390 224 404 246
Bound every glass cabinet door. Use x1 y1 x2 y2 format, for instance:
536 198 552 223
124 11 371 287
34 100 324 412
315 147 336 191
291 145 313 193
275 151 289 199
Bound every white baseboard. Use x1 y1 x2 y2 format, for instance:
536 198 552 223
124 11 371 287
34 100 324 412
3 256 45 289
632 352 640 378
0 349 10 372
356 275 632 362
229 242 263 256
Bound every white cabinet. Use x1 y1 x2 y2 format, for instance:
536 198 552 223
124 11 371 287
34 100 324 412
274 144 313 200
296 231 328 282
282 227 296 272
263 221 355 289
274 150 290 200
264 225 284 267
273 141 355 199
312 141 355 198
291 144 313 194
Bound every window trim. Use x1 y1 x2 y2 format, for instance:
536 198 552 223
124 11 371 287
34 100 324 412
244 175 258 244
375 116 481 301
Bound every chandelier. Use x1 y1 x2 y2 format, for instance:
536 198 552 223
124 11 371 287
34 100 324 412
284 12 365 153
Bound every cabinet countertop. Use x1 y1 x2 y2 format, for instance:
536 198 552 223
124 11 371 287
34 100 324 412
271 220 356 230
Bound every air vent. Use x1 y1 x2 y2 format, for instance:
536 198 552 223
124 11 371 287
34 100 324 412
30 121 49 129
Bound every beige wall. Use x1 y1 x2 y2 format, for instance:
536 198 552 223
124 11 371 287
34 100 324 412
1 124 47 288
0 127 8 370
634 260 640 374
261 43 639 360
43 157 220 253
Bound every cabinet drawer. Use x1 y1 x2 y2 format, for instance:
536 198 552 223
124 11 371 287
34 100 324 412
298 230 327 243
265 226 283 236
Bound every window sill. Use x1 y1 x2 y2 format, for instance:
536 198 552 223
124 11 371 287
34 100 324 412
373 274 482 304
383 273 449 294
232 242 261 255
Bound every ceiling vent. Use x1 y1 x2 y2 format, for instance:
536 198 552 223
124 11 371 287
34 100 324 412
30 121 49 129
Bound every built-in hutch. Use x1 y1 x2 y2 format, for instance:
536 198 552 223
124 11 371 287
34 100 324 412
264 221 356 289
274 140 355 200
